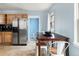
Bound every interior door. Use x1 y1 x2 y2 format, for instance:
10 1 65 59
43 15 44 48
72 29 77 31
28 17 39 41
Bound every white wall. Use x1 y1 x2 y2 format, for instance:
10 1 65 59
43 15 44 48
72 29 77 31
48 3 74 55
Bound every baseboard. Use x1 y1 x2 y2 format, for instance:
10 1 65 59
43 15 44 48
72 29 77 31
12 44 27 46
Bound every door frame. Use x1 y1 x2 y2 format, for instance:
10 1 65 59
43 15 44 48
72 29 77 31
28 16 40 41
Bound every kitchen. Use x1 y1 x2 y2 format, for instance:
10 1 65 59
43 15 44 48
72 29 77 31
0 3 74 56
0 14 28 46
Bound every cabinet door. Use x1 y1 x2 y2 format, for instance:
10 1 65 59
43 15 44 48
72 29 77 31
22 14 28 18
7 14 28 24
4 32 12 44
0 32 2 44
0 32 6 44
0 14 5 24
7 14 16 24
16 14 28 18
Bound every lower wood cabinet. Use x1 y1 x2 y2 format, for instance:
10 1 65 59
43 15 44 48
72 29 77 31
0 32 2 44
0 32 12 45
4 32 13 44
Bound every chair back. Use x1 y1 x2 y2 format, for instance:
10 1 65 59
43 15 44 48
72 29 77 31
48 41 69 56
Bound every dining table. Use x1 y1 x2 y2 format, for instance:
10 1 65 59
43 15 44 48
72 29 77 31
36 33 69 56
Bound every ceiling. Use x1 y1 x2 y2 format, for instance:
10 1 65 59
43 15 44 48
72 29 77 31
0 3 53 11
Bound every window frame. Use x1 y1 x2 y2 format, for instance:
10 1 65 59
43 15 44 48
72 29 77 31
74 3 79 46
47 12 55 32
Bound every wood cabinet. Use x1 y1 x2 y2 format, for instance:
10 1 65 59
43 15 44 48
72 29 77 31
0 14 28 24
0 14 28 45
15 14 28 18
7 14 16 24
4 32 12 44
0 32 12 45
0 32 2 44
0 14 5 24
7 14 28 24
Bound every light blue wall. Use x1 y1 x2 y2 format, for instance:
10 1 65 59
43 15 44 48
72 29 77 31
0 10 48 32
0 4 78 55
25 10 48 32
0 9 48 43
26 4 77 55
48 3 76 56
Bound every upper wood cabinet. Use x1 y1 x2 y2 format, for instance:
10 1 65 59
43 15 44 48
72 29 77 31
7 14 28 24
15 14 28 18
7 14 16 24
0 14 28 24
0 14 5 24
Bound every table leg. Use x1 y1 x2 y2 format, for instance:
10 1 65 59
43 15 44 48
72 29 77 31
38 45 40 56
38 40 41 56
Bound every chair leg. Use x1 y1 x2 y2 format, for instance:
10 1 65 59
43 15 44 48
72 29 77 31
41 46 48 56
36 46 48 56
36 46 38 56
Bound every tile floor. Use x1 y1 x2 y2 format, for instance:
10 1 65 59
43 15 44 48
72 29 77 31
0 41 47 56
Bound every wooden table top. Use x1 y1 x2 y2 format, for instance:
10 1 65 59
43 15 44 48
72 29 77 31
37 33 69 41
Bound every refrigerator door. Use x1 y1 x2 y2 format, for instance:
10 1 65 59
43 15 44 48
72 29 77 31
12 19 18 45
12 18 18 27
19 18 27 29
19 29 27 44
19 19 27 44
12 33 18 44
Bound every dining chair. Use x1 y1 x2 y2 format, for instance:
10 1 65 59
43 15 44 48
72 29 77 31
36 40 48 56
48 41 70 56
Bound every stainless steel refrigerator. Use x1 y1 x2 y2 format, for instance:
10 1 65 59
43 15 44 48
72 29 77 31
12 18 27 45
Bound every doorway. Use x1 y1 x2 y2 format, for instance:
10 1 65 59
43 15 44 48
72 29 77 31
28 16 39 41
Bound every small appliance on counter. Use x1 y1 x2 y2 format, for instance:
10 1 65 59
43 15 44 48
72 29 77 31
43 31 52 37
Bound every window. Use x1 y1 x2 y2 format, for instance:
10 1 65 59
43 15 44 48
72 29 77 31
50 14 55 32
47 12 55 33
